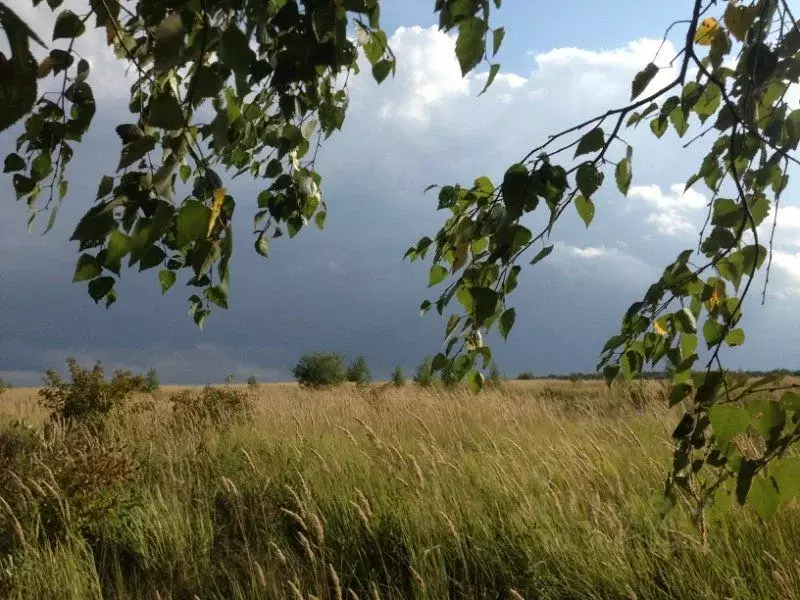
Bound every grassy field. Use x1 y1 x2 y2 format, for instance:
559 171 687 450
1 380 799 599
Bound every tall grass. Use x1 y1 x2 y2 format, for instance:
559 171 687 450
1 380 799 599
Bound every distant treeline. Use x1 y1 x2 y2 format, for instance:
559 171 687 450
516 369 800 381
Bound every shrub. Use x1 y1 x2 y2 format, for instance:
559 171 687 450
0 378 10 396
224 373 235 384
517 371 535 380
140 368 160 393
38 358 141 425
247 374 259 389
291 353 346 388
390 366 406 387
413 356 436 387
0 421 139 554
346 356 371 386
439 361 460 389
488 363 502 387
171 386 252 424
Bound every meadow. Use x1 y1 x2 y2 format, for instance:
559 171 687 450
1 379 799 600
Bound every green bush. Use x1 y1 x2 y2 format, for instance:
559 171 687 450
413 356 436 387
346 356 371 386
517 371 535 380
439 361 460 389
390 366 406 387
488 363 502 386
170 386 252 424
291 353 346 388
247 374 259 388
38 358 141 425
0 378 10 396
140 368 160 393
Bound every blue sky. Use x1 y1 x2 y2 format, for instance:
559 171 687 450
2 1 800 384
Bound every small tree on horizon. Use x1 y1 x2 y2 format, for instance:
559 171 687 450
390 366 406 387
346 356 371 386
292 353 346 389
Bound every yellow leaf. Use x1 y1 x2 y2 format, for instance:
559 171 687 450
451 242 469 273
708 288 720 311
694 17 720 46
208 187 226 237
654 321 667 336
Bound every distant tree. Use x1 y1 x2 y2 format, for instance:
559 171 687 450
517 372 535 381
0 377 9 396
141 368 160 393
247 374 258 389
292 353 346 389
390 366 406 387
346 356 371 386
488 363 502 387
413 357 436 388
439 361 459 389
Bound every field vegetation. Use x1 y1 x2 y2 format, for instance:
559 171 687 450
1 370 799 599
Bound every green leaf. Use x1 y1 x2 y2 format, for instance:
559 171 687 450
73 254 100 282
615 157 632 195
709 404 750 445
158 269 176 293
97 175 114 200
139 245 166 271
492 27 504 56
71 207 116 242
695 84 721 121
219 25 254 79
148 93 184 129
674 308 697 334
428 265 448 287
703 319 726 348
31 152 52 181
179 165 191 183
724 3 759 41
631 63 658 100
772 457 800 503
4 153 25 172
118 136 156 170
499 308 515 340
315 211 327 230
530 244 553 265
748 477 779 521
255 232 269 257
53 10 85 40
176 201 211 248
470 287 499 328
455 17 487 76
669 108 689 137
479 64 500 96
574 195 595 228
576 162 604 199
467 370 484 394
650 117 667 138
780 391 800 413
724 328 745 346
106 230 131 267
574 128 604 157
153 13 184 74
205 285 229 309
372 59 393 83
747 398 786 441
88 276 114 303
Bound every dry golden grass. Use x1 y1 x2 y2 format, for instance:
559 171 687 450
1 379 798 599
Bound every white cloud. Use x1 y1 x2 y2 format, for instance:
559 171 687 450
628 183 708 236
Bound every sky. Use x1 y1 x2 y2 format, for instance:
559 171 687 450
2 1 800 385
